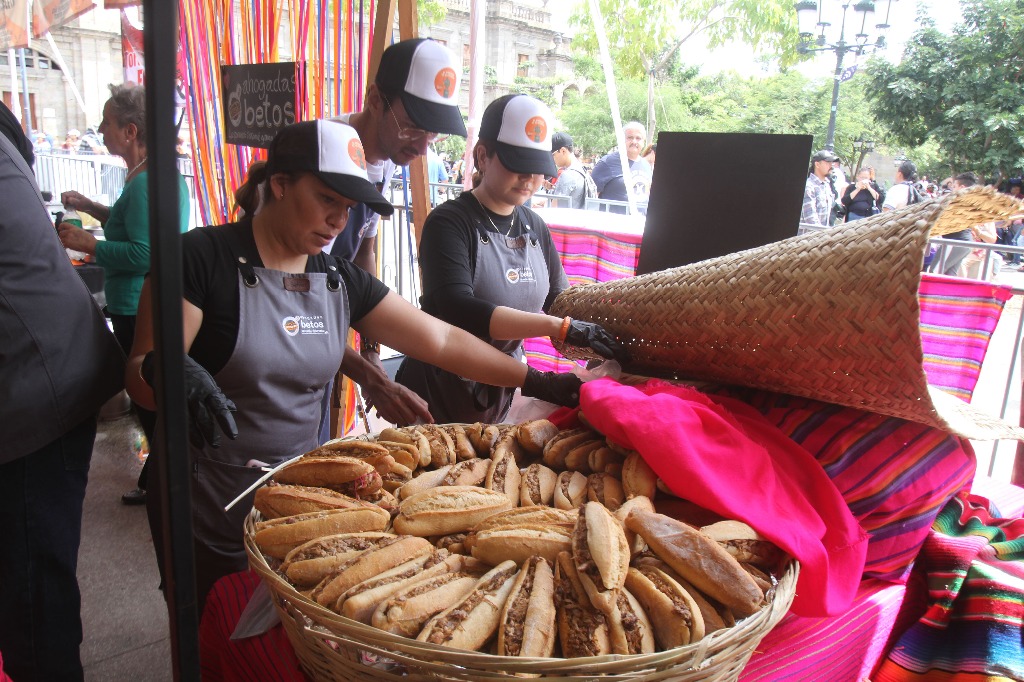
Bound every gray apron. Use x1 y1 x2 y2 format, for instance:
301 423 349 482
398 206 550 423
149 252 348 605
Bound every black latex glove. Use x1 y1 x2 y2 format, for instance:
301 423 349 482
142 351 239 449
563 319 630 363
521 366 582 408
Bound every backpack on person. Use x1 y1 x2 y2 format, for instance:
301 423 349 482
904 181 924 205
570 167 599 201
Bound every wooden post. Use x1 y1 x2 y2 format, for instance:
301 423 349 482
397 0 432 248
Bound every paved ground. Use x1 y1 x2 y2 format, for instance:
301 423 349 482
78 270 1024 679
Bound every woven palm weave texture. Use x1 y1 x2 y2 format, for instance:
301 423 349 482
550 187 1024 441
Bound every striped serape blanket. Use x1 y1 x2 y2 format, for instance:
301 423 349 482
918 274 1012 401
875 491 1024 681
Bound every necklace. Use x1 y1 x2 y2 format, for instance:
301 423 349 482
127 156 148 179
471 192 515 238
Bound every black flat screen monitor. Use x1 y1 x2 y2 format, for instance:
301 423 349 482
636 132 813 275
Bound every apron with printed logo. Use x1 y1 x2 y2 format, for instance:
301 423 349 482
398 206 550 424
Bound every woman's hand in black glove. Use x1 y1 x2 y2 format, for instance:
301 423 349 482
142 351 239 449
563 319 630 363
521 366 582 408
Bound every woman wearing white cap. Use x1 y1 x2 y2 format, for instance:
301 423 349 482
396 94 627 424
123 119 582 611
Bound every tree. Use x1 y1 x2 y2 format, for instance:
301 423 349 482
866 0 1024 181
569 0 801 143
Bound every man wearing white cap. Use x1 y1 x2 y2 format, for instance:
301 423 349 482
396 94 627 424
323 38 468 428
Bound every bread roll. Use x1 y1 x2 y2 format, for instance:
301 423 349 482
464 422 500 457
572 502 629 612
563 439 604 474
469 505 577 535
554 551 610 658
469 525 572 566
253 506 390 559
373 440 420 471
613 495 655 555
626 510 763 618
338 550 454 622
632 555 728 634
519 463 557 507
398 466 451 500
700 520 784 570
553 471 588 510
379 427 432 468
586 472 624 511
625 565 704 649
371 556 489 636
542 428 594 469
416 424 456 468
394 486 513 537
417 560 520 651
606 587 656 655
516 419 560 456
253 483 379 519
497 555 556 657
588 446 624 476
317 439 391 458
440 424 477 461
272 455 382 497
312 536 433 608
281 532 396 587
485 442 522 507
441 457 490 488
621 451 658 500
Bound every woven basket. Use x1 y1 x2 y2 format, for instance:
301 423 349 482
550 186 1024 441
244 512 799 681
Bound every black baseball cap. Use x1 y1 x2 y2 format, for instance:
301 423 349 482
375 39 467 137
551 131 574 152
811 149 839 163
479 94 557 177
266 120 394 216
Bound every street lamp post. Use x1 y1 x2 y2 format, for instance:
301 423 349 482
852 136 875 176
794 0 894 152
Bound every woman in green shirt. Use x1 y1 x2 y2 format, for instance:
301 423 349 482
58 83 189 503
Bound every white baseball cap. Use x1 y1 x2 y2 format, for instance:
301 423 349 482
478 94 557 177
375 38 466 137
265 120 393 216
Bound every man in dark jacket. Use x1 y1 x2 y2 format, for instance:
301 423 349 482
590 121 652 214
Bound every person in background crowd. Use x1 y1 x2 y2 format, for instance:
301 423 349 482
882 159 920 211
590 121 653 213
61 128 81 153
32 131 52 154
427 145 449 205
319 37 470 431
57 83 190 506
396 95 627 424
0 101 125 682
1000 177 1024 268
928 171 977 275
124 119 586 613
642 142 657 170
842 167 884 221
802 149 837 228
551 131 588 209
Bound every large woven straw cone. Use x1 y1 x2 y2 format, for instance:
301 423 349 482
551 186 1024 441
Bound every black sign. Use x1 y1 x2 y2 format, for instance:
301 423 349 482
221 62 298 149
637 132 813 275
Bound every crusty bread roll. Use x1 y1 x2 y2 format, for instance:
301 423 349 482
253 506 391 559
700 520 784 570
571 502 630 612
625 565 705 649
621 451 658 500
272 455 382 497
253 483 380 519
372 557 489 636
433 532 468 555
416 424 456 468
554 551 610 658
337 550 454 623
373 440 420 471
312 536 434 608
398 466 451 500
393 486 513 537
586 472 624 511
497 555 556 657
469 506 577 535
633 555 728 634
469 525 572 566
485 441 522 507
362 488 399 512
563 439 604 473
417 560 520 651
317 439 391 458
542 428 594 469
516 419 560 456
379 427 432 468
464 422 500 457
519 463 557 507
626 510 763 618
281 532 396 587
441 457 490 488
553 471 588 510
606 587 656 655
439 424 477 462
588 446 624 476
613 495 655 555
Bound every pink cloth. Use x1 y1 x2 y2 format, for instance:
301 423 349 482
574 378 869 618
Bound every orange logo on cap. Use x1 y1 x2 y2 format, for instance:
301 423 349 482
434 68 457 98
347 138 366 170
525 116 547 143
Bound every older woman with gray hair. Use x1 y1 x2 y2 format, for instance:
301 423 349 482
58 82 190 505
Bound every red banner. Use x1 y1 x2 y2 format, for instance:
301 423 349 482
120 9 144 85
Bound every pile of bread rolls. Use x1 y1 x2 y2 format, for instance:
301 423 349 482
250 419 787 658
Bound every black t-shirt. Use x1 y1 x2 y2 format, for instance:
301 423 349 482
417 192 567 338
181 220 389 375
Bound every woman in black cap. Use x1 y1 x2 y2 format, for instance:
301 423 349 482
123 119 581 612
396 94 626 424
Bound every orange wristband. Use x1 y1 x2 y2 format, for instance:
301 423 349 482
557 316 572 343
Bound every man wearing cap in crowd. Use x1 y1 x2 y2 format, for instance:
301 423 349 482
395 94 626 424
551 131 588 209
802 149 837 228
322 37 469 428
